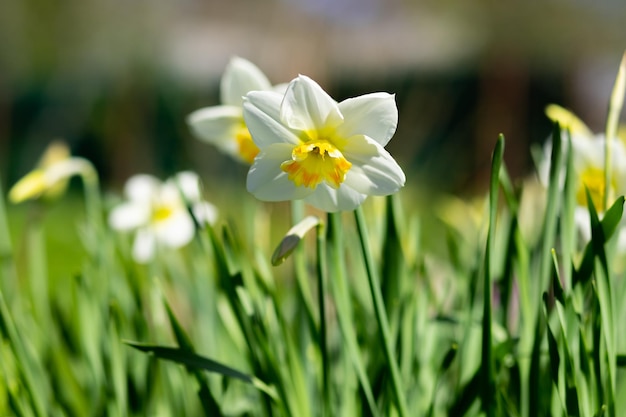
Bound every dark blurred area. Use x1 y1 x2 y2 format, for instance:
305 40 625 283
1 0 625 195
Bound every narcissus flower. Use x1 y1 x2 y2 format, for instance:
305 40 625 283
542 105 626 207
243 75 406 212
539 104 626 246
108 172 217 263
9 141 96 203
187 57 280 164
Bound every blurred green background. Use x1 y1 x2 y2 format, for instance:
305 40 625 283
1 0 626 195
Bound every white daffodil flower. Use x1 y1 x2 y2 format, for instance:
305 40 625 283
569 135 626 245
538 105 626 248
9 141 96 204
187 57 280 164
108 171 217 263
242 75 406 212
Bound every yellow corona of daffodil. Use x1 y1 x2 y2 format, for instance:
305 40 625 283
187 57 283 164
242 75 405 212
108 171 218 263
9 141 95 204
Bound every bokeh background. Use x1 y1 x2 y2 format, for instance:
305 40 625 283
2 0 626 196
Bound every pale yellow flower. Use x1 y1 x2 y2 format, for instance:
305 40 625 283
540 104 626 248
9 141 94 203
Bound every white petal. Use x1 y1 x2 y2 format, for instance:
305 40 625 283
243 91 301 147
611 139 626 193
536 138 554 186
305 183 367 212
221 57 272 106
169 171 202 202
155 210 195 248
616 226 626 253
187 105 243 154
159 181 184 207
574 207 591 243
337 93 398 146
133 228 156 263
272 83 289 95
246 143 314 201
192 202 218 225
280 75 343 131
108 202 150 231
341 135 406 195
570 133 605 170
124 174 161 202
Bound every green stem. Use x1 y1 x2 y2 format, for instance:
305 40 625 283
481 136 504 417
327 212 380 417
316 222 330 416
354 206 409 417
291 200 318 333
80 161 104 242
0 179 18 298
0 289 48 417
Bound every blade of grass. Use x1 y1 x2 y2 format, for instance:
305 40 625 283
481 134 504 417
125 342 278 400
327 212 380 417
587 191 619 417
163 295 222 416
354 205 409 417
290 200 318 337
315 221 330 416
0 290 48 417
0 180 16 294
560 132 576 291
573 196 624 286
540 123 565 301
522 124 564 417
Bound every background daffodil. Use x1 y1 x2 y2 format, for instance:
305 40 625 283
9 141 96 204
108 171 217 263
187 57 278 164
243 74 406 212
538 105 626 249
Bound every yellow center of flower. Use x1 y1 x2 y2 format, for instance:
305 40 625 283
152 204 174 223
280 140 352 189
235 125 260 164
576 167 614 211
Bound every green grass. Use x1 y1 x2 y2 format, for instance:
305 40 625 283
4 57 626 415
2 133 626 417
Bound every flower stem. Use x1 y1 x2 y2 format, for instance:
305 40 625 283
327 212 380 417
354 206 409 417
315 222 330 416
77 158 105 254
290 200 318 334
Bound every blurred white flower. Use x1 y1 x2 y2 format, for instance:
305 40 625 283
538 104 626 247
108 171 217 263
9 141 96 204
243 74 405 212
187 57 282 164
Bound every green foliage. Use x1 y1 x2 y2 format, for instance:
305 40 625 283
2 126 626 417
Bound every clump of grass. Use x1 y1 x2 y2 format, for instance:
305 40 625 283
2 54 626 417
